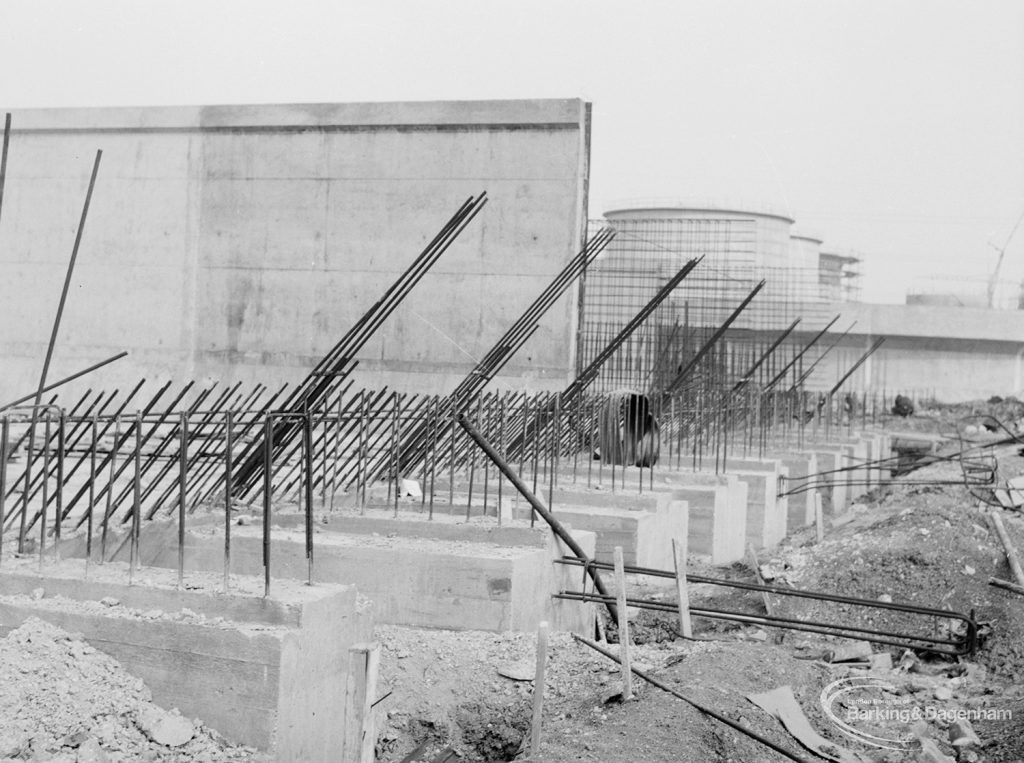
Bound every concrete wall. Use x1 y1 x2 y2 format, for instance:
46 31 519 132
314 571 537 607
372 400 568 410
797 302 1024 402
0 99 590 404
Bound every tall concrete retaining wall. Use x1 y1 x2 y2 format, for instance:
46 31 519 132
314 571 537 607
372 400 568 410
0 99 591 404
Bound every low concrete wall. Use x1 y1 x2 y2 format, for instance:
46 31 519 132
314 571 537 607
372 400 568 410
102 515 594 633
0 561 372 760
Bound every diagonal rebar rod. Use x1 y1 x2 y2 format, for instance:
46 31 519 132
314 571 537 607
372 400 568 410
732 318 801 391
0 352 128 413
763 314 841 391
230 193 488 496
665 280 765 396
829 337 886 397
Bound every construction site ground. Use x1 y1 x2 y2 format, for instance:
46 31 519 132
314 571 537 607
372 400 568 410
3 405 1024 762
372 406 1024 763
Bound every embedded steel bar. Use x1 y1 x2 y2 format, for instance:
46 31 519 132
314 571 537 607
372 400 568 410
563 590 972 655
232 194 488 496
177 411 188 587
262 418 272 597
0 352 129 413
293 381 369 495
828 338 886 397
557 557 976 655
291 384 391 495
62 381 175 524
789 322 856 390
7 405 63 544
178 383 291 510
138 383 240 517
143 384 250 514
732 319 801 391
223 410 233 591
456 413 617 621
0 418 7 565
261 411 315 586
86 414 97 568
127 383 224 517
391 228 615 478
56 379 150 529
573 635 810 763
3 388 104 509
23 150 102 551
0 113 10 226
506 259 703 462
302 409 314 584
279 384 380 499
665 281 766 396
100 383 200 521
572 258 702 396
763 315 841 391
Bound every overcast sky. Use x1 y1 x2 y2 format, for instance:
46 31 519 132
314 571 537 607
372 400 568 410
2 0 1021 303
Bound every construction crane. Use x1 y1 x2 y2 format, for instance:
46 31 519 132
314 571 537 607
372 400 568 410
987 206 1024 308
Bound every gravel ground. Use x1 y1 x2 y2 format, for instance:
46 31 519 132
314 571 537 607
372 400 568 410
0 618 267 762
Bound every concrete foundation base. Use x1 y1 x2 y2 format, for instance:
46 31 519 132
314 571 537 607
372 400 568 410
511 493 687 570
95 513 595 634
0 559 372 761
699 459 789 550
764 451 819 531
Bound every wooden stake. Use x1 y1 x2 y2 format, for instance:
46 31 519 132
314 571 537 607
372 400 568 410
989 510 1024 589
530 620 549 759
343 642 380 763
989 576 1024 596
595 608 607 643
814 492 824 543
746 543 773 616
672 537 693 638
613 546 633 700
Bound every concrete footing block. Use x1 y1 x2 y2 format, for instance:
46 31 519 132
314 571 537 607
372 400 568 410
97 515 595 634
0 561 372 760
662 477 747 565
513 499 687 571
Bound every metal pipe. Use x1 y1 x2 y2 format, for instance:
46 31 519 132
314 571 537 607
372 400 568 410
456 413 617 621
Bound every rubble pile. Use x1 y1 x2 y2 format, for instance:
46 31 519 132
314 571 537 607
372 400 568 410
0 618 262 762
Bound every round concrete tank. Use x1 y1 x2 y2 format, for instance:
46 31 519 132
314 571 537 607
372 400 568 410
789 232 823 271
603 205 796 270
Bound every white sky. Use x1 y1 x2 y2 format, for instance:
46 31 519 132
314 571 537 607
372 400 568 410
1 0 1022 303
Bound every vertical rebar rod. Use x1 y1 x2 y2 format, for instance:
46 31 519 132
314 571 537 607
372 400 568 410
448 404 456 512
428 397 438 519
178 411 188 588
482 396 490 517
86 414 97 571
263 417 272 597
303 410 314 586
0 113 10 227
54 412 64 561
101 417 119 564
497 394 506 524
39 416 51 570
224 410 233 592
0 418 7 567
129 412 141 583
